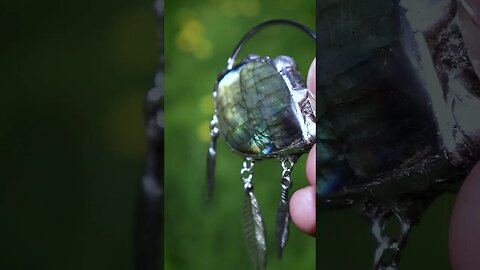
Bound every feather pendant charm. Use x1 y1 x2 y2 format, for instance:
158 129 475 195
275 157 296 258
241 158 266 270
243 190 266 270
206 19 315 269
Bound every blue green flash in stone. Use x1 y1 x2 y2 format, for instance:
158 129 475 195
215 57 314 158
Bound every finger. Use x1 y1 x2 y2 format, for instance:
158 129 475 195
290 185 316 236
306 58 316 187
449 161 480 270
306 144 316 187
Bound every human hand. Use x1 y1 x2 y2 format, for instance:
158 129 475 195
290 58 316 236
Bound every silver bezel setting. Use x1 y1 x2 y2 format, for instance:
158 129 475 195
213 55 316 159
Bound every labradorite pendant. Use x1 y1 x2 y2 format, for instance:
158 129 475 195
206 20 315 270
216 56 315 157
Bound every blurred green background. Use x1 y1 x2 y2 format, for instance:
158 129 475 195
0 1 157 269
163 0 315 269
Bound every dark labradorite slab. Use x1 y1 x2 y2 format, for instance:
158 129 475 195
216 57 313 158
317 0 480 206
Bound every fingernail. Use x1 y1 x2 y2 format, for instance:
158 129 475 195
307 58 316 95
307 58 316 113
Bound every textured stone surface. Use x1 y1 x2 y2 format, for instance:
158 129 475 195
317 0 480 201
216 59 310 158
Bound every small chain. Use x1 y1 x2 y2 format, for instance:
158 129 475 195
210 87 219 137
279 157 296 201
206 113 219 201
241 157 255 191
210 114 219 137
370 208 411 270
280 158 295 190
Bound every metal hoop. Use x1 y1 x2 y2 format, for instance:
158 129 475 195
227 19 316 69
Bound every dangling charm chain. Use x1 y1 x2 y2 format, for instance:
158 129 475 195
241 157 266 270
206 114 219 201
276 157 296 258
241 157 254 190
371 208 411 270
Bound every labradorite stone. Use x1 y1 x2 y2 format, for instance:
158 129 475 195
216 60 305 157
317 0 480 205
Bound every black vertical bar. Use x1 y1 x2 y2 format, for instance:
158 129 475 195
135 0 164 270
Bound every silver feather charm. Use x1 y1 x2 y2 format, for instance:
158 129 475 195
276 157 295 258
241 158 266 270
